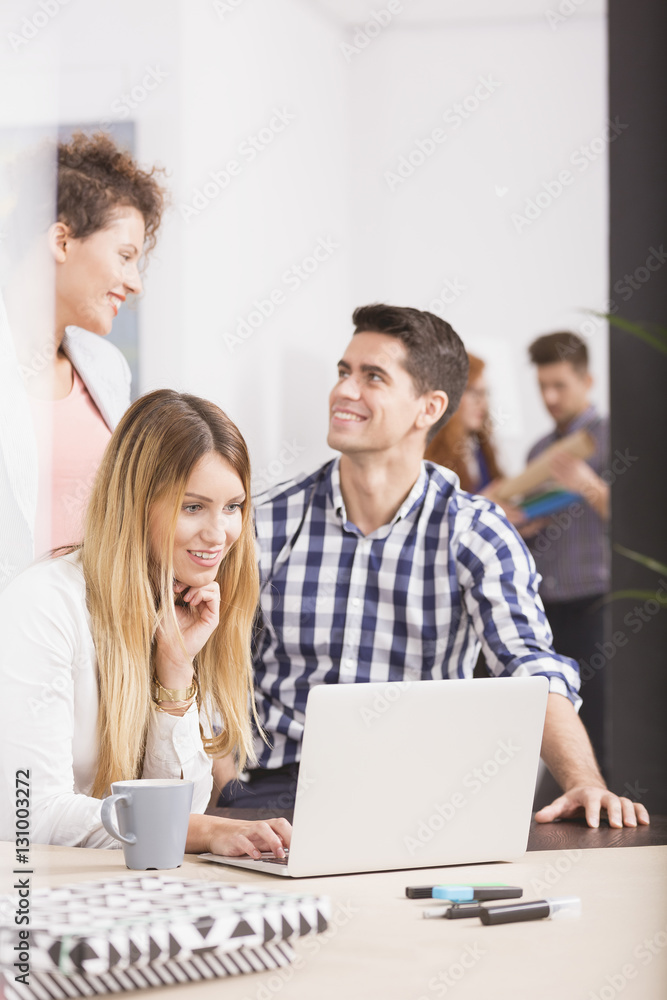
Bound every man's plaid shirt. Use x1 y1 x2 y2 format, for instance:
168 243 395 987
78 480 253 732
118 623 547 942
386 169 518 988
252 458 581 768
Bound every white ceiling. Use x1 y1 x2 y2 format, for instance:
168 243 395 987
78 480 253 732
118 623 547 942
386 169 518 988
308 0 606 26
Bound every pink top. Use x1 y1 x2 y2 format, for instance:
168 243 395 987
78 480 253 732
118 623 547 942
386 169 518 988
29 368 112 555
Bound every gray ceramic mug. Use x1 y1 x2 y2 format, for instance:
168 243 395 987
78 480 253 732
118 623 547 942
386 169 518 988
100 778 194 870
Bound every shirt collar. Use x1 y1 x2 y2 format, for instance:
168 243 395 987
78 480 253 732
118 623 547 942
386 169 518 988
328 457 429 538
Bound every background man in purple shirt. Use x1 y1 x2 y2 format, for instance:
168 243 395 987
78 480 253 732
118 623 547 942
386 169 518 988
524 332 610 774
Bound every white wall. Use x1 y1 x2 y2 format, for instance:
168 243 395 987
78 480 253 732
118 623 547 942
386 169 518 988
346 7 609 473
171 0 351 482
0 0 608 483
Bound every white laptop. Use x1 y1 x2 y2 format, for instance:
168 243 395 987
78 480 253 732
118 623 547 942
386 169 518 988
200 676 548 878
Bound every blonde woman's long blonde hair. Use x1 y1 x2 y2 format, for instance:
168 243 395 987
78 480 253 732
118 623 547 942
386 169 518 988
83 390 259 798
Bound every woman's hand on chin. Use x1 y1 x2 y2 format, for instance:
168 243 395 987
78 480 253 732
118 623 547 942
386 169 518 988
171 579 221 659
154 579 221 688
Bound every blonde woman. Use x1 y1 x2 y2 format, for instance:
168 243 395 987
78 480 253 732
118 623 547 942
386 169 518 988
0 390 290 858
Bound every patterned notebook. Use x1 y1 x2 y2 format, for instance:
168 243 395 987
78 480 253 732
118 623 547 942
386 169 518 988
0 875 330 998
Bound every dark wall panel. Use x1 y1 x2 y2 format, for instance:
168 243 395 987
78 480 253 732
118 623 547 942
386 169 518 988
608 0 667 813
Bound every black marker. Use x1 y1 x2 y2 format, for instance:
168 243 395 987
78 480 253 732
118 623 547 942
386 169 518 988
423 903 486 920
479 896 581 925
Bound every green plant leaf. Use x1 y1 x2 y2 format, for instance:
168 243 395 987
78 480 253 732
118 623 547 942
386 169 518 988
587 311 667 355
614 543 667 576
605 589 667 604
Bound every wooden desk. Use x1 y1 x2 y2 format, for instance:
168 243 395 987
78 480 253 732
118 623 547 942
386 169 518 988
2 841 666 1000
526 814 667 851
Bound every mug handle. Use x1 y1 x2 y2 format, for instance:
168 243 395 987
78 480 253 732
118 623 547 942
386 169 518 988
100 793 138 846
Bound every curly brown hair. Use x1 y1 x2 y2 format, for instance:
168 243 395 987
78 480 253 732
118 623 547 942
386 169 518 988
57 131 167 257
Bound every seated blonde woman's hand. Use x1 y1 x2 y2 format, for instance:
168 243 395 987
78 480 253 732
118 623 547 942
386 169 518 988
171 580 221 659
154 581 221 688
206 817 292 859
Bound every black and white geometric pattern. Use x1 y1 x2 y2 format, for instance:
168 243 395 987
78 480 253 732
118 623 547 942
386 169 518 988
0 875 329 988
3 941 296 999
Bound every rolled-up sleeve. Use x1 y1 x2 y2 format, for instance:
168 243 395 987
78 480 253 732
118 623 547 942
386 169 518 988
0 556 213 849
0 559 116 848
456 506 582 709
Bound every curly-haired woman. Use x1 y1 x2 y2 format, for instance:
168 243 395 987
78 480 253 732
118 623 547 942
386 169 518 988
1 131 167 584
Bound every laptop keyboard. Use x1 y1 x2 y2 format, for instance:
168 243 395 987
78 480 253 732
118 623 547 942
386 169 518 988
254 851 289 865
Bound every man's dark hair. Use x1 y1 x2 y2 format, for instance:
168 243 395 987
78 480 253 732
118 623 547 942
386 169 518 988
528 331 589 374
352 304 469 441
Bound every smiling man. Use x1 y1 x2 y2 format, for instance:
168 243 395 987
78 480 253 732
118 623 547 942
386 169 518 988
219 305 647 829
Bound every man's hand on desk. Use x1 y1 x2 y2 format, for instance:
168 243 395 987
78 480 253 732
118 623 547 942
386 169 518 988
535 786 651 829
539 692 650 828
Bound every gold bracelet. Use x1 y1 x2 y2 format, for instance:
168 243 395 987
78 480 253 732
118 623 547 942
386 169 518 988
151 676 198 704
154 700 195 714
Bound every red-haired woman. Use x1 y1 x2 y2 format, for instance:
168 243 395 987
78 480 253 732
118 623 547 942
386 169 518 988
425 353 525 527
425 353 502 492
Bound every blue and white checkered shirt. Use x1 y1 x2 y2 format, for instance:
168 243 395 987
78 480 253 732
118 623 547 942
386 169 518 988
252 458 581 768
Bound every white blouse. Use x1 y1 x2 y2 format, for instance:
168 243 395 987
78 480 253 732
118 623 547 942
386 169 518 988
0 552 213 848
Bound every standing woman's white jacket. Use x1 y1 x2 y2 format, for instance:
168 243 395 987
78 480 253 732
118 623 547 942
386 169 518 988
0 551 214 847
0 292 131 592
